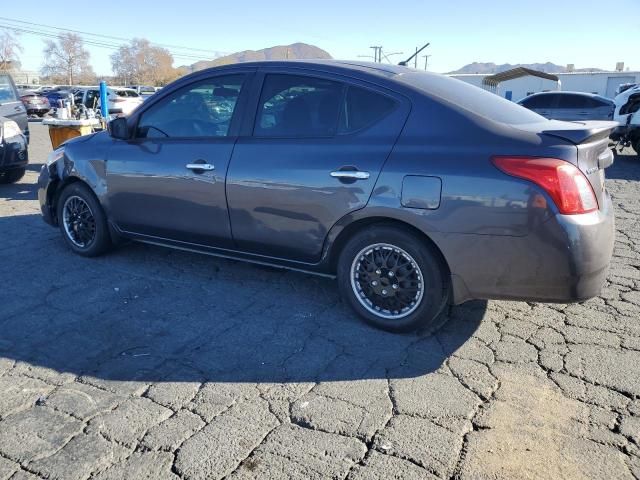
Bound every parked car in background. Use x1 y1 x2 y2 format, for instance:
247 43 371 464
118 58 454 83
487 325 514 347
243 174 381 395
74 87 143 115
43 89 73 109
616 83 637 96
0 73 28 144
129 85 157 97
20 91 51 117
38 61 617 333
611 84 640 153
518 92 614 121
0 115 29 184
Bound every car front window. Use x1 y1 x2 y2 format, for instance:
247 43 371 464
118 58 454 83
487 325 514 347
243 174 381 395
136 74 245 138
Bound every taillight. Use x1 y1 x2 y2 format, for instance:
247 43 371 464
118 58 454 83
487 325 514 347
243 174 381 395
492 156 598 215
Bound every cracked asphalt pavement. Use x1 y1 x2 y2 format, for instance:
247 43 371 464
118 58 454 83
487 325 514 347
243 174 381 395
0 123 639 479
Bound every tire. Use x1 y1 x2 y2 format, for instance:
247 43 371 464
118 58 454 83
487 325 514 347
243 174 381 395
0 168 26 184
633 138 640 155
56 182 112 257
337 225 449 333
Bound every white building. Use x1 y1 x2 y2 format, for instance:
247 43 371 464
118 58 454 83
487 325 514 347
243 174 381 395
450 69 640 101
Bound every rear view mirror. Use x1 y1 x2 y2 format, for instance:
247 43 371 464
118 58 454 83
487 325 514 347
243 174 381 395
108 117 129 140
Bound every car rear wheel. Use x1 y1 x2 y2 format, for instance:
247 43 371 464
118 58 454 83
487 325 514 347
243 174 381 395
0 168 26 184
337 225 449 333
56 182 112 257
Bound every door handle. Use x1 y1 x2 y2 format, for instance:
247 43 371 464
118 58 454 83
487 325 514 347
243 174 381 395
185 163 215 171
330 170 370 180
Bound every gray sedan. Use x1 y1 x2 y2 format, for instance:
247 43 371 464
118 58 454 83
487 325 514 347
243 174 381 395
517 91 615 121
38 61 616 333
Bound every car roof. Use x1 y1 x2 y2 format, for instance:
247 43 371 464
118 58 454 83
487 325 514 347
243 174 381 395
523 91 612 101
192 59 412 80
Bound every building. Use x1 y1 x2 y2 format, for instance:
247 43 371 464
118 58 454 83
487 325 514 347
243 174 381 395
1 61 41 86
5 69 41 86
450 69 640 101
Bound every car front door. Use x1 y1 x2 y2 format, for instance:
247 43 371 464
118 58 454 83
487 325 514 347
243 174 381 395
106 72 251 248
226 71 410 263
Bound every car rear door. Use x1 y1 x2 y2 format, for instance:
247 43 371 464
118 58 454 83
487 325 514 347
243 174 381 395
225 69 410 263
106 72 253 248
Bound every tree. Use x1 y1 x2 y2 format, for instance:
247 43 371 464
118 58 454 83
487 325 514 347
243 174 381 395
0 30 22 71
42 33 95 85
111 39 181 86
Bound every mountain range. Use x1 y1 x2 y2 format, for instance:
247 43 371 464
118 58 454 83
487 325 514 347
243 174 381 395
448 62 604 74
181 43 332 72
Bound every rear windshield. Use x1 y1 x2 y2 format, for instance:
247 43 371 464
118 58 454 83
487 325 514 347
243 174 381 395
0 74 18 103
398 72 545 125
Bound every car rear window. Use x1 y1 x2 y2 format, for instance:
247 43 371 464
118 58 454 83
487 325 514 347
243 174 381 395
520 94 556 109
556 94 588 109
338 86 396 134
255 74 344 137
398 72 545 125
0 75 18 103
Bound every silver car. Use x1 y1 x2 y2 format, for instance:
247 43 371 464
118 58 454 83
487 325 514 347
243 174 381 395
518 91 614 121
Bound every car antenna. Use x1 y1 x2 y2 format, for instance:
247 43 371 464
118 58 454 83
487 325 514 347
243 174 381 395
398 43 430 67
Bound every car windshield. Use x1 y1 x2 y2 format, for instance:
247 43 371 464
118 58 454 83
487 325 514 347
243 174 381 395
115 90 139 97
398 71 546 125
0 75 18 103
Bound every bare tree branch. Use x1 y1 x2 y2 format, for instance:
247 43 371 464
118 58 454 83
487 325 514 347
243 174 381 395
0 30 23 71
110 38 181 86
41 33 95 85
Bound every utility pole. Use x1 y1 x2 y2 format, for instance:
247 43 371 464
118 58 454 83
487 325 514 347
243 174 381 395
370 46 382 63
422 54 431 70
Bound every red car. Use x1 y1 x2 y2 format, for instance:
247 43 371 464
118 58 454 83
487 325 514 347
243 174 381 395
20 91 51 117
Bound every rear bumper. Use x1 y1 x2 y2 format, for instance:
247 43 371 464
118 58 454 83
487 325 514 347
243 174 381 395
440 192 615 305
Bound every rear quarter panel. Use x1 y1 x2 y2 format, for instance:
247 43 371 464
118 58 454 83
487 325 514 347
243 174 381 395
369 95 577 237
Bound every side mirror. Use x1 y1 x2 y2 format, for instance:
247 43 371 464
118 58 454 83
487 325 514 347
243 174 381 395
108 117 129 140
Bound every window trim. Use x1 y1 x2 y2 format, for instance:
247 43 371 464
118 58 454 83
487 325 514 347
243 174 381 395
131 73 249 141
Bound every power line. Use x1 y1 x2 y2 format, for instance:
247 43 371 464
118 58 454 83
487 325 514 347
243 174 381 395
0 23 217 61
0 17 229 58
0 16 229 56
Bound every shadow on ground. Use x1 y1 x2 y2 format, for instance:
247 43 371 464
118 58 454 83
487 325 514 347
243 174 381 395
607 150 640 180
0 212 488 385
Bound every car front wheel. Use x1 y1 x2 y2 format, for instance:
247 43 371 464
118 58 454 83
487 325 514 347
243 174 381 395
337 225 449 333
56 182 112 257
0 168 26 184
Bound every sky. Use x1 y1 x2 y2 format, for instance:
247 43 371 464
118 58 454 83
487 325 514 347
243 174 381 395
2 0 640 76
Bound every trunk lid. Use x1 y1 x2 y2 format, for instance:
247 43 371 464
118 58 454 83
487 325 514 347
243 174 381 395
515 120 617 208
